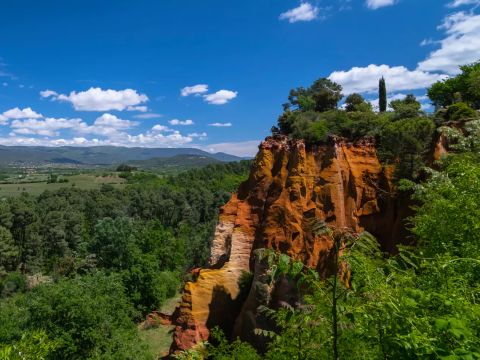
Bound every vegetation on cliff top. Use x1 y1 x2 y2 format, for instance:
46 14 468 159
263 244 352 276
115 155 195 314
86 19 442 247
274 61 480 180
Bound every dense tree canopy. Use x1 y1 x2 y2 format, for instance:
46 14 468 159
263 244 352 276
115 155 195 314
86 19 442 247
428 61 480 109
0 161 251 359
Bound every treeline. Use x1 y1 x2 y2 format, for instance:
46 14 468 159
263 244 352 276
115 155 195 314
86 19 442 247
0 161 251 359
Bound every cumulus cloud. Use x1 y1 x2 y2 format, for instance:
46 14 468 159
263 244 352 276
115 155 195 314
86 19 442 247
151 124 173 132
203 90 238 105
10 117 84 137
188 132 207 139
40 87 149 111
365 0 397 9
447 0 480 8
2 107 43 119
279 2 319 23
208 122 232 127
168 119 194 126
328 64 447 94
0 131 195 148
181 84 209 97
417 11 480 75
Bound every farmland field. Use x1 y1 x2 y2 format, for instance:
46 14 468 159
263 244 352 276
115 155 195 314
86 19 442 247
0 173 126 197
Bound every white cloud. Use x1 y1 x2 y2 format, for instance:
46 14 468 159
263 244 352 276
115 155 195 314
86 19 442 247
188 132 207 139
279 2 319 23
10 117 85 137
447 0 480 8
366 0 397 10
203 90 238 105
127 105 148 112
151 124 173 132
329 64 447 94
181 84 209 97
168 119 194 126
40 89 58 98
0 131 194 148
2 107 43 119
41 87 149 111
74 113 139 139
133 113 163 119
417 11 480 75
208 122 232 127
201 140 260 157
92 113 138 130
0 115 9 125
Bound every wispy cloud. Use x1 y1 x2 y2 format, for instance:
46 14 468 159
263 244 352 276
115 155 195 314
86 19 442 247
365 0 398 10
208 122 232 127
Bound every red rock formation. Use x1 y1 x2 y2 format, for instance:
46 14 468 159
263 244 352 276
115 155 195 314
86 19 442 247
170 135 407 352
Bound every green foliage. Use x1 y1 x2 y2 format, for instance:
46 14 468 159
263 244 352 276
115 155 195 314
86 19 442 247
0 272 152 359
390 94 423 120
0 226 18 273
344 93 371 112
0 330 58 360
379 77 387 112
282 78 343 114
116 164 137 172
290 112 329 144
428 61 480 109
0 161 250 359
378 117 435 179
205 327 261 360
446 102 477 121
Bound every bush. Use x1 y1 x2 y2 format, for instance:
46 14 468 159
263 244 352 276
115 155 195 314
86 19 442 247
446 102 477 121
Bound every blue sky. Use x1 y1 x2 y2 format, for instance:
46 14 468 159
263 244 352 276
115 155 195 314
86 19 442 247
0 0 479 156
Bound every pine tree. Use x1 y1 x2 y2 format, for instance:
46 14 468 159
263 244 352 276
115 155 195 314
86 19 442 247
379 77 387 112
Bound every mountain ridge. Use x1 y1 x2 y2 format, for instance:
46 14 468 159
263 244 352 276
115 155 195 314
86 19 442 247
0 145 248 166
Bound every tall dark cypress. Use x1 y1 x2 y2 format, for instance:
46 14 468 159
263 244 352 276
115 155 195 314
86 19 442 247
379 76 387 112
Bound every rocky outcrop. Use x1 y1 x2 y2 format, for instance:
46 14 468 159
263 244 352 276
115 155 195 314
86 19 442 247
170 135 408 352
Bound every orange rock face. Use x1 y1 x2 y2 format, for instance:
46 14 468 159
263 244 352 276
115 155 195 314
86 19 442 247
171 135 407 352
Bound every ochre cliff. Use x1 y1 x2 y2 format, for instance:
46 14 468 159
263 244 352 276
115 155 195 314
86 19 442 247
170 135 409 352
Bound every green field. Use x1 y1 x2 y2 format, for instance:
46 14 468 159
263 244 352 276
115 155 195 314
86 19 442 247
0 173 126 197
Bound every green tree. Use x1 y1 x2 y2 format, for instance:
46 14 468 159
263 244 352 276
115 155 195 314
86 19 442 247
428 61 480 109
379 77 387 112
283 78 343 113
0 226 18 273
390 94 422 119
344 93 371 112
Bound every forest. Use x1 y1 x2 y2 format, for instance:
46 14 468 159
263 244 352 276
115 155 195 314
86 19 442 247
0 161 251 359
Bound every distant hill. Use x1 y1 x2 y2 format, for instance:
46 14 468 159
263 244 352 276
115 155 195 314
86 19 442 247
0 145 247 167
125 154 222 172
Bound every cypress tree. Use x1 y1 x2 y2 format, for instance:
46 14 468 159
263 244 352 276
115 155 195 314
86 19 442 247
379 77 387 112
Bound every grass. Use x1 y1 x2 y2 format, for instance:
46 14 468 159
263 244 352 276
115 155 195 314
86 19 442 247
140 325 175 359
0 173 126 197
138 293 181 359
